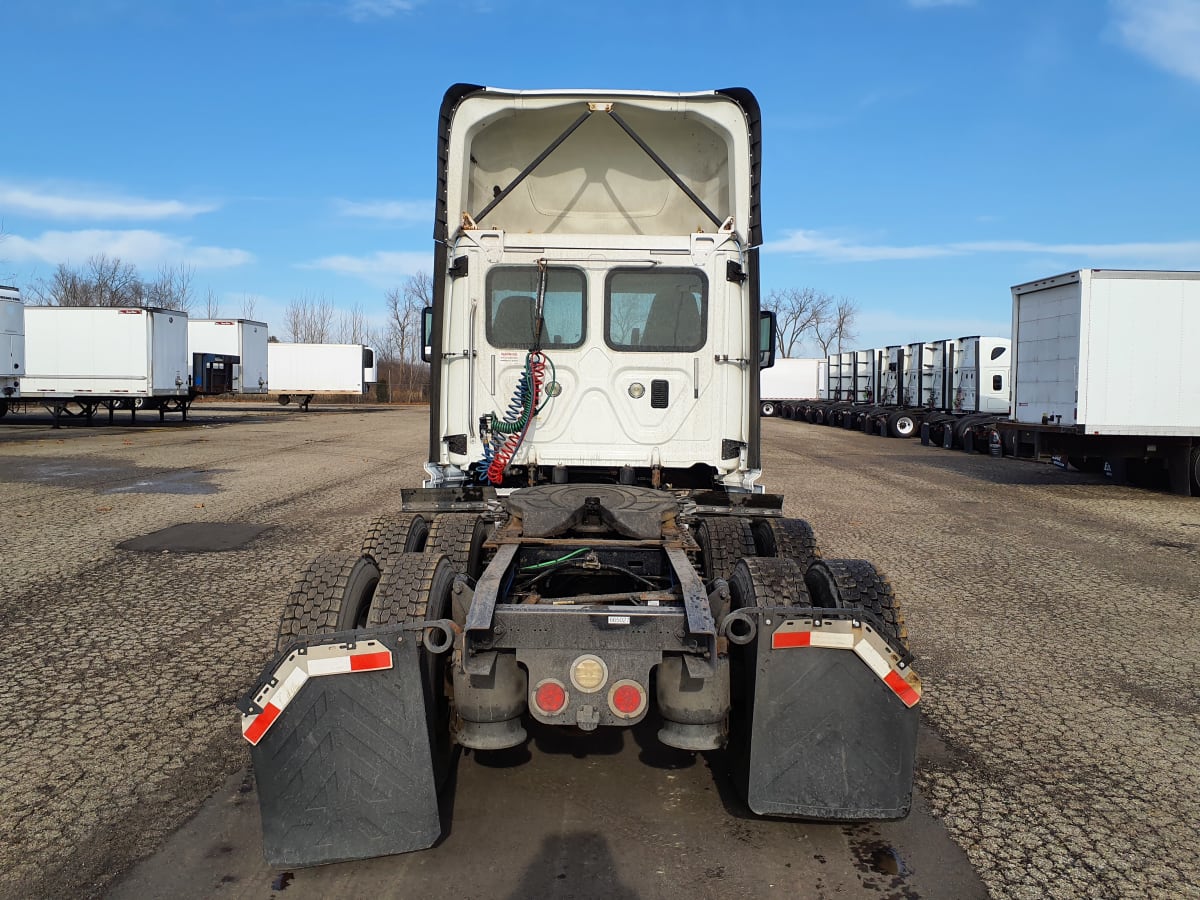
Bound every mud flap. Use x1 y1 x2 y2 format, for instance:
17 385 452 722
742 608 919 820
239 629 440 867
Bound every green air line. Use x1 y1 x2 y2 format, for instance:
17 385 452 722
520 547 591 571
492 352 536 435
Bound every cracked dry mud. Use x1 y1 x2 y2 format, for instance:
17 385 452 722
1 406 1197 899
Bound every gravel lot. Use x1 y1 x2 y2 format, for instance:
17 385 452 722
1 406 1197 899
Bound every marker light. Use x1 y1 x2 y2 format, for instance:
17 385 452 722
533 679 568 715
608 680 647 718
570 655 608 693
628 382 645 399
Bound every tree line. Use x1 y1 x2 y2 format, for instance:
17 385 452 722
763 287 859 358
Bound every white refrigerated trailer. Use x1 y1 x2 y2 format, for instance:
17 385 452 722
758 357 822 416
22 306 190 424
0 285 23 417
187 319 269 396
266 342 378 409
997 269 1200 495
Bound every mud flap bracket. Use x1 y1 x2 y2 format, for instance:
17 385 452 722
241 628 440 867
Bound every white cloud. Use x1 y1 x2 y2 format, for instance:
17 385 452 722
343 0 418 21
333 198 431 222
1111 0 1200 83
907 0 973 7
766 229 1200 265
5 229 253 269
303 250 431 286
0 181 216 221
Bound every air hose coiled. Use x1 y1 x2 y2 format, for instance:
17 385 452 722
484 350 551 485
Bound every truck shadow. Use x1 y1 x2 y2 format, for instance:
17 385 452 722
503 831 641 900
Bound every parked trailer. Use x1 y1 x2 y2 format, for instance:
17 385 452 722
995 269 1200 495
266 342 378 409
21 306 190 425
187 319 269 396
240 85 921 869
921 336 1013 450
759 357 822 417
0 285 23 417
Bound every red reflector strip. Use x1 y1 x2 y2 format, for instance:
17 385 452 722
884 671 920 708
243 702 281 745
772 631 811 649
350 650 392 672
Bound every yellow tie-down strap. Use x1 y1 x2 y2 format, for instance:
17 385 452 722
770 616 922 708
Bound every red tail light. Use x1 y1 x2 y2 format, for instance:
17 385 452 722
608 680 647 718
533 679 568 715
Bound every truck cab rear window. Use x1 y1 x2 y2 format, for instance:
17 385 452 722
605 269 707 352
486 267 585 349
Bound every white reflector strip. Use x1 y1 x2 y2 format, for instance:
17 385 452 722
307 656 353 677
241 640 393 744
853 639 892 680
807 631 856 650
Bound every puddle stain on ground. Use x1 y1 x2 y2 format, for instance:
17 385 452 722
0 455 225 495
844 823 919 899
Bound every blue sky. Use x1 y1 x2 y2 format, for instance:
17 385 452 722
3 0 1198 353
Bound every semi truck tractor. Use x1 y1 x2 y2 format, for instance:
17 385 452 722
239 86 922 868
0 285 22 417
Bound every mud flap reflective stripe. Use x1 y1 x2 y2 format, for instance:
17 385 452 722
241 640 395 745
770 617 922 708
241 630 440 868
745 608 919 820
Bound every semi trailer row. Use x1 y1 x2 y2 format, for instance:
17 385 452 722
0 297 376 424
774 335 1011 448
239 85 923 869
773 270 1200 496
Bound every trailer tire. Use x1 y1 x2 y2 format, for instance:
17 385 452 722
697 516 757 581
750 517 821 574
804 559 908 649
0 400 7 418
368 551 457 789
1191 447 1200 494
275 552 381 652
425 513 492 579
362 512 430 570
761 401 776 417
888 411 917 439
277 394 291 406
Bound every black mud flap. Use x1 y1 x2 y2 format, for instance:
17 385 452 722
743 608 919 820
239 629 440 867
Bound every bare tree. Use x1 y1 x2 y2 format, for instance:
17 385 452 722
28 255 143 307
144 262 195 313
203 288 220 318
241 294 258 320
763 287 829 357
284 293 335 342
811 294 859 356
337 302 371 344
381 271 432 402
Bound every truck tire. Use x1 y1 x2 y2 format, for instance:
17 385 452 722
362 512 430 570
277 394 291 406
275 552 381 652
750 517 821 574
0 400 7 418
887 411 917 439
1192 447 1200 494
697 516 757 581
425 513 492 579
368 552 457 788
804 559 908 649
761 401 776 417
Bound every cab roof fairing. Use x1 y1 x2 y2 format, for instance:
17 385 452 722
434 85 761 249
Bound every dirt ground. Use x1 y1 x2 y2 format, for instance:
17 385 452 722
1 405 1196 899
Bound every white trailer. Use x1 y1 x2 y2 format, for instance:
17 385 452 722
998 269 1200 494
267 342 377 409
758 357 822 416
187 319 269 395
22 306 190 424
0 285 23 417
